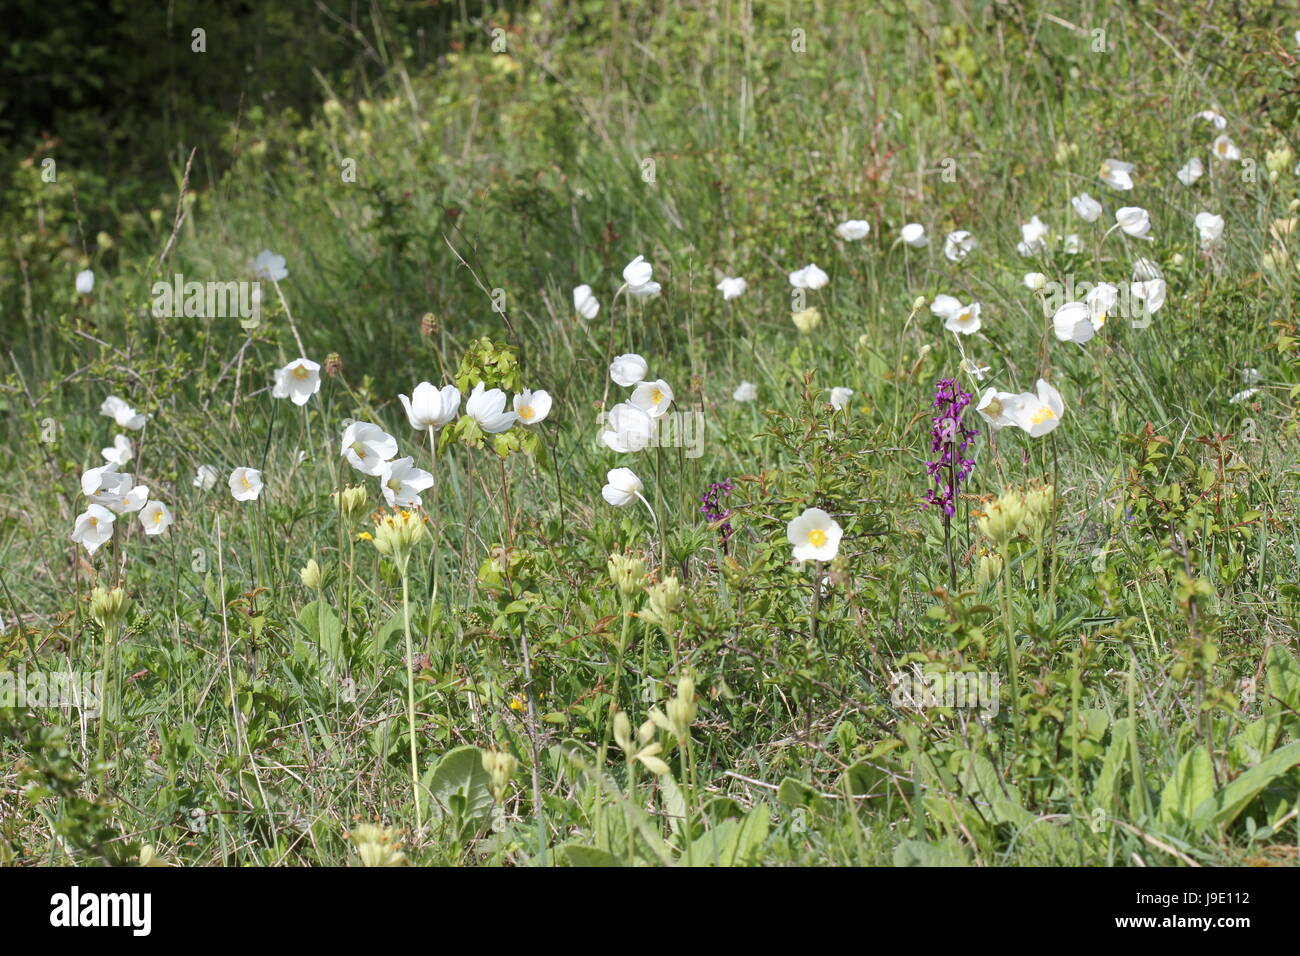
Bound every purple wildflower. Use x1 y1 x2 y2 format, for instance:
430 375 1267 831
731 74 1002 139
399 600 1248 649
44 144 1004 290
923 378 978 518
700 480 734 552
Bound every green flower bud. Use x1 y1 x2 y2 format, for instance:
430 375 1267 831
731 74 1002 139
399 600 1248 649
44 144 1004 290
89 586 129 630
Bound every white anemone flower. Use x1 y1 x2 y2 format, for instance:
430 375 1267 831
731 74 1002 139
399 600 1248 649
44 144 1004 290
609 353 649 387
379 457 434 508
1195 212 1224 248
943 230 976 262
465 382 518 433
600 403 654 453
1132 258 1163 281
622 255 661 297
900 223 928 247
81 463 121 497
716 276 747 300
1016 216 1049 256
229 467 264 502
945 301 982 336
513 388 552 425
788 263 829 289
1194 109 1227 130
1023 272 1048 292
1229 388 1258 405
75 269 95 295
100 395 147 430
1010 379 1065 437
1052 302 1095 344
787 507 842 563
341 421 398 474
101 434 133 467
271 358 321 406
253 249 288 281
139 500 174 536
1099 158 1135 191
929 294 963 320
829 386 854 410
1086 282 1118 329
1115 206 1152 238
733 381 758 402
1130 277 1166 314
630 379 674 419
399 382 461 430
71 504 115 555
94 475 149 515
835 220 871 241
975 389 1024 432
601 467 645 507
194 464 220 490
1062 234 1082 254
1210 135 1240 162
573 284 600 320
1071 193 1103 222
1177 157 1204 186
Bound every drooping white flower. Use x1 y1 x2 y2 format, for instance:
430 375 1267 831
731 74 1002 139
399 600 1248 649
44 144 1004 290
1023 272 1048 292
609 353 648 387
733 381 758 402
829 386 854 410
253 249 288 281
573 284 600 320
1052 301 1095 344
1085 282 1118 329
1099 158 1135 191
71 504 115 555
513 388 552 425
1016 216 1049 256
788 263 829 289
600 403 654 453
229 467 263 502
630 379 674 419
399 382 461 430
835 220 871 241
194 464 220 490
465 382 518 434
1177 157 1204 186
622 255 661 297
786 507 842 563
1210 135 1240 162
271 358 321 406
716 276 747 300
944 230 976 262
1241 367 1261 385
601 467 644 507
900 223 928 247
975 389 1024 432
1193 109 1227 130
1062 234 1082 254
1130 277 1166 314
1010 379 1065 437
101 434 133 467
945 301 982 336
139 500 174 536
1194 212 1224 248
1229 388 1258 405
100 395 147 430
929 295 962 321
341 421 398 475
1072 193 1103 222
1115 206 1152 238
75 269 95 295
379 457 434 508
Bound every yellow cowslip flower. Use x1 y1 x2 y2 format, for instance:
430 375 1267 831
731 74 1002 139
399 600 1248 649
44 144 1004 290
977 488 1028 546
791 307 822 334
347 823 407 866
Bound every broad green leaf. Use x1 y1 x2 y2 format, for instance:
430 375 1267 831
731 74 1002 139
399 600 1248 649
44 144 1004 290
1191 740 1300 831
423 745 494 821
893 839 968 867
1157 746 1214 828
1266 645 1300 712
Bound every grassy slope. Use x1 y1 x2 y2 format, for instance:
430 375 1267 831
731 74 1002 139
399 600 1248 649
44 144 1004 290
2 1 1299 865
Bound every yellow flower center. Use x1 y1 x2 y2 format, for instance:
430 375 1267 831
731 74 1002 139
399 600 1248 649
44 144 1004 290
387 477 402 491
292 364 310 380
518 405 535 421
651 388 664 404
1031 406 1057 425
352 444 366 459
89 517 98 527
808 528 828 548
153 510 163 524
241 475 252 489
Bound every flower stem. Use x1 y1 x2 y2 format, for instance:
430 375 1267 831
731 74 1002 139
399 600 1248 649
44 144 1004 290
400 563 423 832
